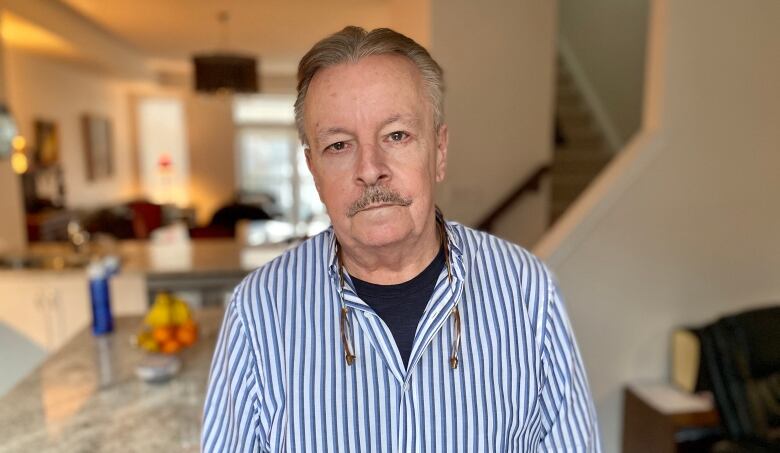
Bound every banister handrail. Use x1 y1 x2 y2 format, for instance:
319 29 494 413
476 163 551 232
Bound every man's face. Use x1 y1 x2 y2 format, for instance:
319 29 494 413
304 54 448 250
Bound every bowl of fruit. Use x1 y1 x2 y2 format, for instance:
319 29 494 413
135 291 199 355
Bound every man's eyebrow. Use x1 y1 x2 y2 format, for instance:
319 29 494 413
316 127 351 144
314 114 421 145
380 114 420 130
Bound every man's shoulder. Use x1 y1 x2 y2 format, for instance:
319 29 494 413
232 229 332 300
447 221 552 279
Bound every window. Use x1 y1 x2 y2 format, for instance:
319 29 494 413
135 97 189 206
233 95 326 229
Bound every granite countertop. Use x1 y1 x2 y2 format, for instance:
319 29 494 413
0 308 225 452
5 239 292 277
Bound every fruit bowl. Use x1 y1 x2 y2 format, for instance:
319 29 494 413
134 292 199 355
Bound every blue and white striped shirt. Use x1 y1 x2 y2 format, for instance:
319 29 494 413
202 221 600 452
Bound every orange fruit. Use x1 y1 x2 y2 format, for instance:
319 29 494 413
152 326 175 344
160 339 182 355
176 325 197 347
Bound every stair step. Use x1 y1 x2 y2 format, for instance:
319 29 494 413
553 176 593 190
552 158 611 175
549 53 614 226
558 132 605 148
556 85 582 104
551 171 601 186
556 72 575 89
558 113 598 133
555 105 592 125
554 145 612 158
552 175 595 200
553 186 590 203
550 200 574 223
556 102 593 121
551 202 571 217
552 190 587 207
560 120 601 139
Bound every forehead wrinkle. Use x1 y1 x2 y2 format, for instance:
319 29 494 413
316 126 353 144
379 113 421 131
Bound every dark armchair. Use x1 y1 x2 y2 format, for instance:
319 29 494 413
697 306 780 452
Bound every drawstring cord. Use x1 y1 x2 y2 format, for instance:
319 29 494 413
337 213 462 369
449 306 461 369
339 306 356 365
337 267 356 365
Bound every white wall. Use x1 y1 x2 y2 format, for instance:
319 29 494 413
0 13 25 253
431 0 556 247
0 162 25 252
559 0 649 149
0 0 152 249
5 47 138 208
186 94 236 224
536 1 780 452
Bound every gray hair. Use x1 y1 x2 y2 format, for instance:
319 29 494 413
294 26 445 147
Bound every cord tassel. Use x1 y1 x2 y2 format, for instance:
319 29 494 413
340 306 356 365
450 306 461 369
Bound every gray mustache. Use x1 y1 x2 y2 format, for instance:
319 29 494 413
346 185 412 217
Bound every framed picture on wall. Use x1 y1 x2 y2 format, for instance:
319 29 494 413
34 119 59 167
81 113 114 181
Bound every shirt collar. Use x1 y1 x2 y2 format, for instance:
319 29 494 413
326 216 464 282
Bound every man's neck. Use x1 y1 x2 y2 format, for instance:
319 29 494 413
338 216 441 285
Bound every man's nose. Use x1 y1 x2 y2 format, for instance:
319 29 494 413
355 143 390 186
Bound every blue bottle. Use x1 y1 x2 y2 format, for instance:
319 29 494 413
88 262 114 335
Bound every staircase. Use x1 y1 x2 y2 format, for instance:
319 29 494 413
550 60 614 224
475 58 616 235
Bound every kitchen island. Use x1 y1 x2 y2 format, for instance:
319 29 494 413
0 238 290 353
0 308 224 452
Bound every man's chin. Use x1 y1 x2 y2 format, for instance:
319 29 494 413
348 207 411 247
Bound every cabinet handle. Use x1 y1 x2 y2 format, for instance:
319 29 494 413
37 290 54 350
51 289 64 347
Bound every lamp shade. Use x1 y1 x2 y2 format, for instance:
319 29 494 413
192 53 259 93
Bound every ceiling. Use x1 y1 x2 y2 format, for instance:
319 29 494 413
2 12 80 59
57 0 428 74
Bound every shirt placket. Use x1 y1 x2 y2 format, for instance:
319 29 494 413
340 287 406 384
341 276 464 453
326 223 467 452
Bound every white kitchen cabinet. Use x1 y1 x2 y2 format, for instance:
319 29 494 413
0 272 90 352
0 276 49 349
0 270 149 353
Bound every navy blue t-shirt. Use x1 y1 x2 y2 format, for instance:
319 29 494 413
350 246 445 368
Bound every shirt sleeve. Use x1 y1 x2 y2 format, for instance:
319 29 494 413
537 273 601 452
202 295 265 452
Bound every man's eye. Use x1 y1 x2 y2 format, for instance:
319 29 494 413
388 131 409 142
325 141 347 152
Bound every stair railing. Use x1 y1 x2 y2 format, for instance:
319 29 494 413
476 163 551 232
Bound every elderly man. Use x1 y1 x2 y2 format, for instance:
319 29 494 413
202 26 600 452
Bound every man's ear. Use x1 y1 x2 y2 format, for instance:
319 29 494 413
304 147 324 201
304 146 314 174
435 124 449 183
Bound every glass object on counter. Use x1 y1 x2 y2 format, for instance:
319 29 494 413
242 219 295 245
